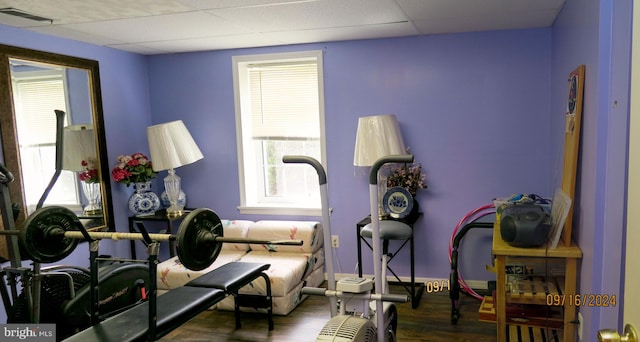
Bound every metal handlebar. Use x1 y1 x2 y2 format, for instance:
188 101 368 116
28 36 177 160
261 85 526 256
302 286 409 303
369 154 414 184
0 163 14 185
282 155 327 185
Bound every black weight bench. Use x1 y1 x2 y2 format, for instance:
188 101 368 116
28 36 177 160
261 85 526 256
63 261 273 341
186 262 273 331
62 286 225 342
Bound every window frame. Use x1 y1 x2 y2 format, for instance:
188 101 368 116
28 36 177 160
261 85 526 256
232 50 327 216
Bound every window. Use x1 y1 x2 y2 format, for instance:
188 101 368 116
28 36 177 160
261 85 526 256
12 68 81 213
233 51 326 215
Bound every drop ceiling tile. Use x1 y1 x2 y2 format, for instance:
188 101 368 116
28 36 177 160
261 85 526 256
29 25 126 46
267 22 419 45
117 32 286 53
397 0 565 20
412 10 558 35
179 0 318 10
59 11 250 44
104 43 176 55
0 0 195 24
207 0 408 32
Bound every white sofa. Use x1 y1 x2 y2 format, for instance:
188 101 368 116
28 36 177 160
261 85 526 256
156 219 324 315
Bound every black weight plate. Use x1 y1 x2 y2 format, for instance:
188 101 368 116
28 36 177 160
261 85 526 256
176 208 223 271
20 206 80 263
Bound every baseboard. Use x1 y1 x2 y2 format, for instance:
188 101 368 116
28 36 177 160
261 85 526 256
325 273 491 291
464 279 490 291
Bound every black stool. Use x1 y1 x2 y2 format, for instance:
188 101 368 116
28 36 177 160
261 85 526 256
359 218 424 309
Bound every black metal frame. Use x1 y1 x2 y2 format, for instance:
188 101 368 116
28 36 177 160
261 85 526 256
356 214 425 309
84 222 161 340
449 221 493 324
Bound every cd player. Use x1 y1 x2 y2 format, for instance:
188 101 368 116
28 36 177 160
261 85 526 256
500 203 551 248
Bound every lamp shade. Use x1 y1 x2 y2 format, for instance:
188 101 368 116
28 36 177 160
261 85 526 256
353 114 406 166
147 120 204 171
62 124 95 171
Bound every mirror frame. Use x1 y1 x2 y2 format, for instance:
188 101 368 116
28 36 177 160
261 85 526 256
0 43 114 233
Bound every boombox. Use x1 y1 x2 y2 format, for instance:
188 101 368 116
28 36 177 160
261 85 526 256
500 203 551 248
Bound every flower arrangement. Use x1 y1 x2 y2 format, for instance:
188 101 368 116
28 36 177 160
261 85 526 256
78 157 100 183
386 163 427 197
111 153 157 186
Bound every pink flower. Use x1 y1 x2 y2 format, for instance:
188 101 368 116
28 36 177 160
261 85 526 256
111 152 157 187
78 157 100 183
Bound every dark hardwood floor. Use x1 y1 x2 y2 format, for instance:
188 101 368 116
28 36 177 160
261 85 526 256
159 283 497 341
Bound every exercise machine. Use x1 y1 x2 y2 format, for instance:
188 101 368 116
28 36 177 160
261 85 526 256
0 158 153 339
61 208 295 341
283 155 410 342
0 162 300 340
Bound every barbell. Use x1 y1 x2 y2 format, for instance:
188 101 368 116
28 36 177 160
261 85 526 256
1 206 303 271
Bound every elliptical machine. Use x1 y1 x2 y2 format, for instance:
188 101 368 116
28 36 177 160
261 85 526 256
283 154 411 342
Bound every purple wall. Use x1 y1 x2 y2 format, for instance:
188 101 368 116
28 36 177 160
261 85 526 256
551 0 631 338
147 30 553 282
0 0 630 337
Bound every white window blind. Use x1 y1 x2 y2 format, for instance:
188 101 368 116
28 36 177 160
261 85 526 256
14 78 66 146
234 51 326 215
12 74 78 212
249 63 320 140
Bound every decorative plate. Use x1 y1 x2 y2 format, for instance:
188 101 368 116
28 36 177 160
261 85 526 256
382 186 414 219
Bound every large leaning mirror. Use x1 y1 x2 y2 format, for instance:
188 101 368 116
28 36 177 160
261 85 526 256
0 44 114 259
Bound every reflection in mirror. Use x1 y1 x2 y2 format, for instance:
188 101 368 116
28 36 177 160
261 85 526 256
62 124 101 216
0 44 113 245
10 59 94 214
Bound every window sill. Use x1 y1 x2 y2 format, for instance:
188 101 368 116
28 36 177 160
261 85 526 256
237 205 327 217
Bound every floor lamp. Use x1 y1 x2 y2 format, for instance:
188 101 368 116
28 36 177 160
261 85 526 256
353 114 408 342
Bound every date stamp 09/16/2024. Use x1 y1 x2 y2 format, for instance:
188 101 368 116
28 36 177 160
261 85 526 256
546 293 617 307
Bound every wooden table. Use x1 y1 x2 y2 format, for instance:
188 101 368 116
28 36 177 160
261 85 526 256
492 220 582 342
128 208 193 259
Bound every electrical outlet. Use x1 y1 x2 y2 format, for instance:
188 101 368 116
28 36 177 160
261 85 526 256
331 235 339 248
578 312 583 340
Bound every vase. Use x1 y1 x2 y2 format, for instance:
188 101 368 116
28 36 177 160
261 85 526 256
128 181 161 216
161 190 186 209
81 181 102 216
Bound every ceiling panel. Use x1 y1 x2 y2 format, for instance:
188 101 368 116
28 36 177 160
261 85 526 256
207 0 408 32
60 11 250 43
0 0 567 55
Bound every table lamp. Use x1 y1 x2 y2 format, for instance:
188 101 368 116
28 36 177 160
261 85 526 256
147 120 203 218
353 114 406 217
62 124 101 215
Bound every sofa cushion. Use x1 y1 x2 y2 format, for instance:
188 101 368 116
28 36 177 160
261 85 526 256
157 251 246 290
220 219 253 251
246 221 322 253
235 251 317 296
216 266 325 316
